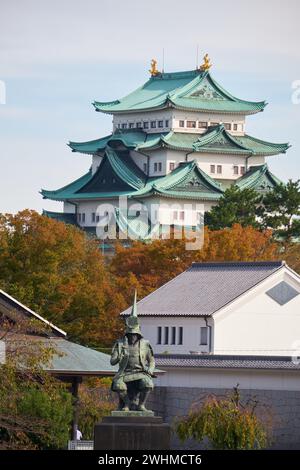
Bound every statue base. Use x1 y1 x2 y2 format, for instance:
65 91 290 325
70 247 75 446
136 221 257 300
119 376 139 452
94 415 171 450
111 410 154 417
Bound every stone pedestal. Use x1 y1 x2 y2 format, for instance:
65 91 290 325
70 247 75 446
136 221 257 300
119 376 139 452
94 415 171 450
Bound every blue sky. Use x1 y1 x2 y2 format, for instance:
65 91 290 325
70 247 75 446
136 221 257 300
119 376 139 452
1 0 300 213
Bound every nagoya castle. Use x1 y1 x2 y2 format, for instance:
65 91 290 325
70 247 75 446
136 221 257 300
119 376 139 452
42 55 289 239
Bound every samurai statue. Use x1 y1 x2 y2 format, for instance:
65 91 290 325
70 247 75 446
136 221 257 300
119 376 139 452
110 292 155 412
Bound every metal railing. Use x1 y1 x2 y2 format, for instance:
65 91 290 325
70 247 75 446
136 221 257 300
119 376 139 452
68 440 94 450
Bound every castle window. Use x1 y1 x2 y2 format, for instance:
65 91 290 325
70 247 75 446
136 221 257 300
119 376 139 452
154 162 162 172
217 165 222 174
129 122 134 129
200 327 208 345
210 165 215 174
143 162 147 173
121 123 127 129
136 122 142 128
178 327 183 345
92 212 96 222
198 121 208 128
78 213 81 222
240 166 246 175
165 120 169 127
179 120 185 127
96 215 100 223
233 123 238 131
173 210 178 221
171 327 176 345
150 121 156 128
157 326 162 345
158 120 163 128
224 123 231 130
179 211 185 220
143 122 149 129
233 165 239 175
187 120 196 128
169 162 175 171
82 213 85 223
164 327 169 345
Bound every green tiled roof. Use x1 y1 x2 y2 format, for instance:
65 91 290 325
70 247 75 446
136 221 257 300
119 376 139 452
93 70 266 115
235 164 283 192
70 126 289 157
42 210 77 225
42 148 224 202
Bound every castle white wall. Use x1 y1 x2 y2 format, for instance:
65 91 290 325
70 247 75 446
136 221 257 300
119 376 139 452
154 367 300 391
171 110 245 135
140 316 213 355
63 202 76 213
213 269 300 356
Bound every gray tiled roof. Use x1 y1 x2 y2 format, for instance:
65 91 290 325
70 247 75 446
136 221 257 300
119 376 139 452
121 261 284 317
155 354 300 370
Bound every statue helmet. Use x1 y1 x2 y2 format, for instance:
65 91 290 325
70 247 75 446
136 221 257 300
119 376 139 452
125 290 143 336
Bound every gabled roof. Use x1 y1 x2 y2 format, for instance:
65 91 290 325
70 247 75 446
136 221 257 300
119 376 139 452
0 289 66 337
69 126 289 157
42 148 224 202
121 261 284 317
93 70 266 115
235 164 283 192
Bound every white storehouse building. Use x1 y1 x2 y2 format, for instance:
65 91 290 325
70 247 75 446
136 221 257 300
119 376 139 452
122 261 300 449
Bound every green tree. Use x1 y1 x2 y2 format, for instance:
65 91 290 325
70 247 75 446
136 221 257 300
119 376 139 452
262 180 300 242
175 387 272 450
204 186 263 230
0 317 73 449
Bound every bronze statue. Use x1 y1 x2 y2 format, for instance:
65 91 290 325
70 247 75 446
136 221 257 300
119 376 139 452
110 292 155 412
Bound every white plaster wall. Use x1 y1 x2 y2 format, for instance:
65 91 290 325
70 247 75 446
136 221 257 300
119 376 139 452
142 196 207 227
213 268 300 356
140 316 213 354
92 155 103 175
63 202 76 213
154 367 300 391
113 110 172 134
171 110 245 135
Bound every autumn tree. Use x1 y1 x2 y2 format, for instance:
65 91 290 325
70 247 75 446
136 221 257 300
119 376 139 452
0 210 123 347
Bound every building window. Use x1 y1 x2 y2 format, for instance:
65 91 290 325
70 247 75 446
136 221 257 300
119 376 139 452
150 121 156 128
240 166 246 175
171 327 176 345
154 163 157 172
82 213 85 223
198 121 208 128
136 122 142 128
129 122 134 129
210 122 219 127
143 122 149 129
173 210 178 221
200 326 208 346
210 165 215 174
158 120 163 128
179 211 185 221
224 123 231 130
92 212 96 222
217 165 222 174
233 165 239 175
165 120 169 127
143 162 147 173
96 215 100 223
117 124 121 129
178 326 183 345
159 162 162 171
157 326 162 345
169 162 175 171
233 123 238 131
78 213 81 222
164 327 169 345
179 120 185 127
121 123 127 129
154 162 162 172
187 120 196 128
